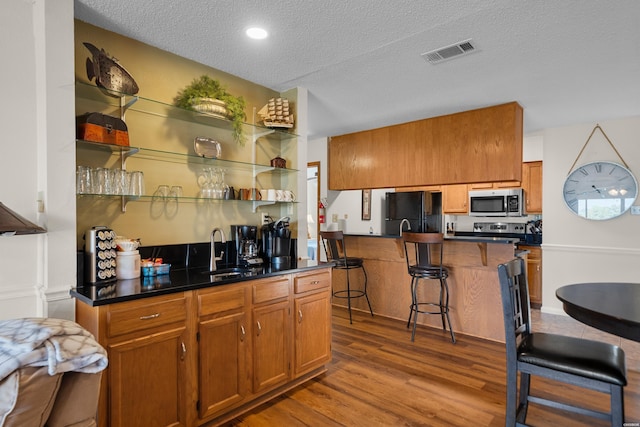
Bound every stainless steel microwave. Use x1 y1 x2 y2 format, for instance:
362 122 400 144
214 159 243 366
468 188 526 217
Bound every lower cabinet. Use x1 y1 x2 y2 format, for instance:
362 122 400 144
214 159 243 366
520 245 542 307
196 285 250 419
76 267 332 427
250 276 292 393
293 270 332 377
76 293 192 427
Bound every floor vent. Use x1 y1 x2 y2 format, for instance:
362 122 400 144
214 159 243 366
421 39 477 64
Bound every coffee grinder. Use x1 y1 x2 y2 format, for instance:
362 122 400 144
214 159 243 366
231 225 263 267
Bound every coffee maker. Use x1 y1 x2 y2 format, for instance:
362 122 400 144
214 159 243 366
261 217 292 270
231 225 263 267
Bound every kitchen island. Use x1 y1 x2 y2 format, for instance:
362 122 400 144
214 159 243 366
72 260 332 427
333 233 519 342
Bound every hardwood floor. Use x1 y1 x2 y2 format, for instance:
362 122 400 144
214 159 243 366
229 307 640 426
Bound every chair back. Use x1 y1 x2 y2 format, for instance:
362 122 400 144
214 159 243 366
320 230 347 263
497 258 532 357
402 232 446 278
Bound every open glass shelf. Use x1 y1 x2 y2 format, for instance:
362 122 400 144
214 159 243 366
76 140 298 176
76 193 297 213
75 82 298 145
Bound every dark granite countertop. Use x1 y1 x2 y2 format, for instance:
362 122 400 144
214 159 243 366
444 235 521 244
71 260 331 307
342 233 520 244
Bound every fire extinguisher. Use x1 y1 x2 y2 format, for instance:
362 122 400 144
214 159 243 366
318 201 326 224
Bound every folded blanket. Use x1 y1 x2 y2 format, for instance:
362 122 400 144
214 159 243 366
0 318 108 381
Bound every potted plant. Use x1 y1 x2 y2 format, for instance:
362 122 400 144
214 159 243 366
174 75 247 146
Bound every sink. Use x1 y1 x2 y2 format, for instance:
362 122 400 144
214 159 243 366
203 267 255 281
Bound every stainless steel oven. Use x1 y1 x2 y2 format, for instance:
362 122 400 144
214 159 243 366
469 188 525 217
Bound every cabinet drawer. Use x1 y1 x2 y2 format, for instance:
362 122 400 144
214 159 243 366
252 276 290 304
197 285 246 317
107 294 187 338
294 270 331 294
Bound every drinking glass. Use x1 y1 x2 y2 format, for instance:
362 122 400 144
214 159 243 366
76 166 93 194
112 169 129 195
169 186 183 198
128 171 145 196
154 185 170 198
198 167 213 198
93 167 112 195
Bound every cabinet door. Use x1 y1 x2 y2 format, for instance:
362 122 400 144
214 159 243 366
524 246 542 306
196 285 250 419
294 291 331 376
522 161 543 213
442 184 468 213
252 300 291 393
108 326 188 427
198 311 249 419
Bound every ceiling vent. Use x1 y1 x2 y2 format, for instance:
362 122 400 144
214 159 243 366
421 39 477 64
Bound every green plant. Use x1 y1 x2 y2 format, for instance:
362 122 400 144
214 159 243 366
174 75 247 146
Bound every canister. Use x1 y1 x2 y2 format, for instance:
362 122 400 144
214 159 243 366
116 250 141 279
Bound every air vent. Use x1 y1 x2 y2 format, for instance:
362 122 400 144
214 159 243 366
421 39 477 64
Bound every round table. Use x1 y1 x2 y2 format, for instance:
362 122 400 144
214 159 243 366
556 282 640 342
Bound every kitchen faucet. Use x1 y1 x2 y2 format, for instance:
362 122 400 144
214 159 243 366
210 228 226 272
399 218 411 236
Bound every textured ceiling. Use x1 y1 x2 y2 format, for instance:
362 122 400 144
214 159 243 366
74 0 640 140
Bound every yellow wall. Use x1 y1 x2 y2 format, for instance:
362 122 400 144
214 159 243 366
74 20 297 247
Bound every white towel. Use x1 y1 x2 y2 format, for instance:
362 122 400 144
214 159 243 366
0 317 108 381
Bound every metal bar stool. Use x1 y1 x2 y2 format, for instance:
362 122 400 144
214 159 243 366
402 232 455 343
320 230 373 324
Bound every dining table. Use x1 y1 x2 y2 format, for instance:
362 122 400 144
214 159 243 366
556 282 640 342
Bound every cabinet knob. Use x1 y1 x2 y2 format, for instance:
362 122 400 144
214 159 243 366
256 321 262 336
240 325 246 342
180 342 186 361
298 309 303 323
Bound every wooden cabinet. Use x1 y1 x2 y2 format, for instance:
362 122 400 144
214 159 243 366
196 285 250 419
442 184 469 214
75 268 332 427
522 161 543 214
293 270 332 377
329 102 523 190
251 274 292 393
76 293 193 427
467 181 520 190
520 245 542 307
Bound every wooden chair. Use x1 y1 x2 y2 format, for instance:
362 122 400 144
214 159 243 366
402 232 455 343
320 230 373 324
497 258 626 426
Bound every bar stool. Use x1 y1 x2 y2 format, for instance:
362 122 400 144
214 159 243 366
402 232 455 343
320 230 373 324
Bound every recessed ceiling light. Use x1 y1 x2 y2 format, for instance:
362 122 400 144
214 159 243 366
246 27 268 40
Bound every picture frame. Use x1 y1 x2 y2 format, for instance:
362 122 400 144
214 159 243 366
361 189 372 220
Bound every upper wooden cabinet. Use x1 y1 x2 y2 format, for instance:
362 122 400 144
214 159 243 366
467 181 520 190
442 184 469 214
329 102 523 190
522 161 543 214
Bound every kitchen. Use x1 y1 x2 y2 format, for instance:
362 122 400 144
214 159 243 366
2 1 640 426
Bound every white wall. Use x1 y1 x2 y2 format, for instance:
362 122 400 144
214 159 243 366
0 0 76 320
541 116 640 314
